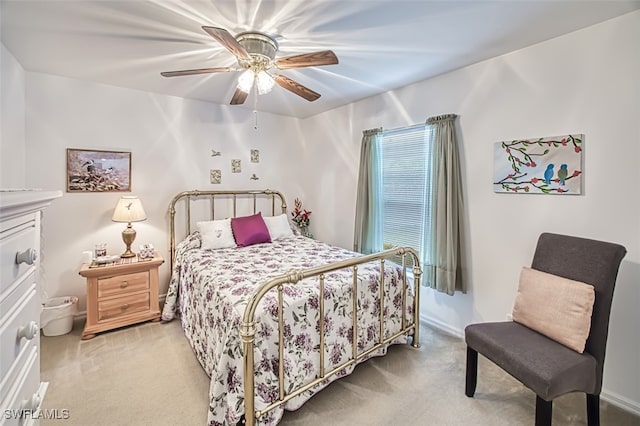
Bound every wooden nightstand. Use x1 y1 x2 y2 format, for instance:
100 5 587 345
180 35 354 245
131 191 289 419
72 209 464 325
78 253 164 340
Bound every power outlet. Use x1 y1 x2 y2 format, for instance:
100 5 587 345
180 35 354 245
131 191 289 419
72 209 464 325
506 313 513 321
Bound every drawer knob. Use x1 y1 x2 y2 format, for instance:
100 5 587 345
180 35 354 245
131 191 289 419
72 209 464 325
121 304 130 310
120 281 129 288
21 392 41 413
16 248 38 265
18 321 39 340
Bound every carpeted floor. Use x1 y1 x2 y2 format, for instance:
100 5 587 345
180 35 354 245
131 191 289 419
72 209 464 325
41 318 639 425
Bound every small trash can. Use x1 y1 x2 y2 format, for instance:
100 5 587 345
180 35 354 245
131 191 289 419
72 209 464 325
41 296 78 336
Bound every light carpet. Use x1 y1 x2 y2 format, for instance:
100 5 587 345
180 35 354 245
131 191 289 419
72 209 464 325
41 319 639 425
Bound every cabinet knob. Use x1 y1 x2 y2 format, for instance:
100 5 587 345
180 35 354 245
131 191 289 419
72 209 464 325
16 248 38 265
21 392 41 413
18 321 39 340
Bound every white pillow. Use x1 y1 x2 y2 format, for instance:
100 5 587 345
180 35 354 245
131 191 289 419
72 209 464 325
197 218 236 250
263 214 294 240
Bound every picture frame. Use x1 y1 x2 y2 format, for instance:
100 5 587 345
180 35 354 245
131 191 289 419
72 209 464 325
66 148 131 192
210 169 222 184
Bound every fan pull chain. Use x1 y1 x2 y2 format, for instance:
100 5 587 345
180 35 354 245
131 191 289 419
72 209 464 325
253 83 259 130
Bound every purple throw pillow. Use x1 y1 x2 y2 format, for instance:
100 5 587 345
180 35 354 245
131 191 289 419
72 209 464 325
231 212 272 247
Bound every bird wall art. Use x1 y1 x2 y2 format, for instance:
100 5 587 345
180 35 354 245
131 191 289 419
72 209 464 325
493 134 583 194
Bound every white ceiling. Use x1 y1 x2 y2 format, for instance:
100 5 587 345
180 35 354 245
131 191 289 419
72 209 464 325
2 1 639 118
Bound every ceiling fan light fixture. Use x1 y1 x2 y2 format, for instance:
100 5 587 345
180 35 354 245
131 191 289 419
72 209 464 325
237 69 255 93
162 26 339 106
236 31 278 62
256 71 275 95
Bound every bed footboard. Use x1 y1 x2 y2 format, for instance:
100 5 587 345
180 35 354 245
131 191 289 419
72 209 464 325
241 247 421 425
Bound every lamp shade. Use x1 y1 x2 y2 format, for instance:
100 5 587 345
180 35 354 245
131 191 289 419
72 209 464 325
237 69 255 93
256 71 275 95
112 196 147 223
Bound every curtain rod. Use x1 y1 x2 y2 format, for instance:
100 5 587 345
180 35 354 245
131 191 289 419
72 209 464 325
383 122 426 134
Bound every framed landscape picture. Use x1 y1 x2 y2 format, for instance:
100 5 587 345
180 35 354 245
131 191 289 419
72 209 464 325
66 148 131 192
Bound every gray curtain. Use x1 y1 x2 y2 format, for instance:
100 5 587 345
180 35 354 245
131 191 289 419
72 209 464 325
353 128 383 254
424 114 465 295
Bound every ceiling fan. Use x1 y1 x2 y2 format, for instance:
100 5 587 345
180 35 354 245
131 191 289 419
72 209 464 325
161 26 339 105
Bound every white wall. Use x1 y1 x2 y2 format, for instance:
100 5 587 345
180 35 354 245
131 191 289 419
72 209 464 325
300 11 640 413
23 72 305 310
1 44 27 187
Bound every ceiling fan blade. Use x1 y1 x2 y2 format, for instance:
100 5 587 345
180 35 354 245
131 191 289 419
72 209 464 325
160 67 232 77
274 75 321 102
230 88 249 105
274 50 338 70
202 26 251 61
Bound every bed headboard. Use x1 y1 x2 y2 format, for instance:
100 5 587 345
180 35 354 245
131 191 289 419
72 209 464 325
168 189 287 268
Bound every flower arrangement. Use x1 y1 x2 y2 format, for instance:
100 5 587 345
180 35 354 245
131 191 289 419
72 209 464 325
291 198 312 235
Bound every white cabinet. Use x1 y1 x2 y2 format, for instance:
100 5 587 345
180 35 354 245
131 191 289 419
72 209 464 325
0 190 61 425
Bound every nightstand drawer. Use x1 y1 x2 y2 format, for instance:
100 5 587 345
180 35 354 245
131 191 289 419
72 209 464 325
97 271 149 298
98 292 150 321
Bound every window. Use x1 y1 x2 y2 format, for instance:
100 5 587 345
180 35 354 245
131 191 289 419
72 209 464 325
379 124 433 264
356 115 462 293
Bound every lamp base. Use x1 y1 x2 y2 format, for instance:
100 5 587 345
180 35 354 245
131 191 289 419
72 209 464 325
121 223 137 258
120 249 137 258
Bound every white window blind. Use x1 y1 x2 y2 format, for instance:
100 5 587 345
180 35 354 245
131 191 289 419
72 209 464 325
380 124 433 262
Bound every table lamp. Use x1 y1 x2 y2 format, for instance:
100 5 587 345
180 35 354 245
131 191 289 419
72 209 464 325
112 196 147 258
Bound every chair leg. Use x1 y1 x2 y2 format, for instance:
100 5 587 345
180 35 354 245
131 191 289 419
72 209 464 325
535 396 552 426
586 394 600 426
465 346 478 397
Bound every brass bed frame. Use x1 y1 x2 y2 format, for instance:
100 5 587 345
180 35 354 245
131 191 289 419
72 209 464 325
168 189 422 425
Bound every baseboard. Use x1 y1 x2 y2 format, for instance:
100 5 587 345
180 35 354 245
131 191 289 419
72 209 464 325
601 389 640 417
420 313 464 339
420 315 640 416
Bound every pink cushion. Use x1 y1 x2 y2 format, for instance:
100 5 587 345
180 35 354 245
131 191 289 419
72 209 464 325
512 267 595 353
231 213 271 247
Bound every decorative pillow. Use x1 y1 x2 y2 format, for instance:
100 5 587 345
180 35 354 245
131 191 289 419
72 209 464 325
512 267 595 353
197 218 236 250
231 212 272 247
263 214 294 240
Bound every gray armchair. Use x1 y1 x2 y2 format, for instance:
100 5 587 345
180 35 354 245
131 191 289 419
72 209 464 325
465 233 626 425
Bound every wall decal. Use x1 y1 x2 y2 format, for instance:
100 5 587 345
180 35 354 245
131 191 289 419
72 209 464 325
493 134 583 194
66 148 131 192
211 149 221 157
210 169 221 184
250 173 259 180
250 149 259 163
231 159 241 173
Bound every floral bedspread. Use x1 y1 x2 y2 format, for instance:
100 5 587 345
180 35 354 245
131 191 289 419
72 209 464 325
162 233 415 426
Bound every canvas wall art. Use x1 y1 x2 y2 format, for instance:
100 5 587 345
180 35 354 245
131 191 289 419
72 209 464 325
493 134 583 194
